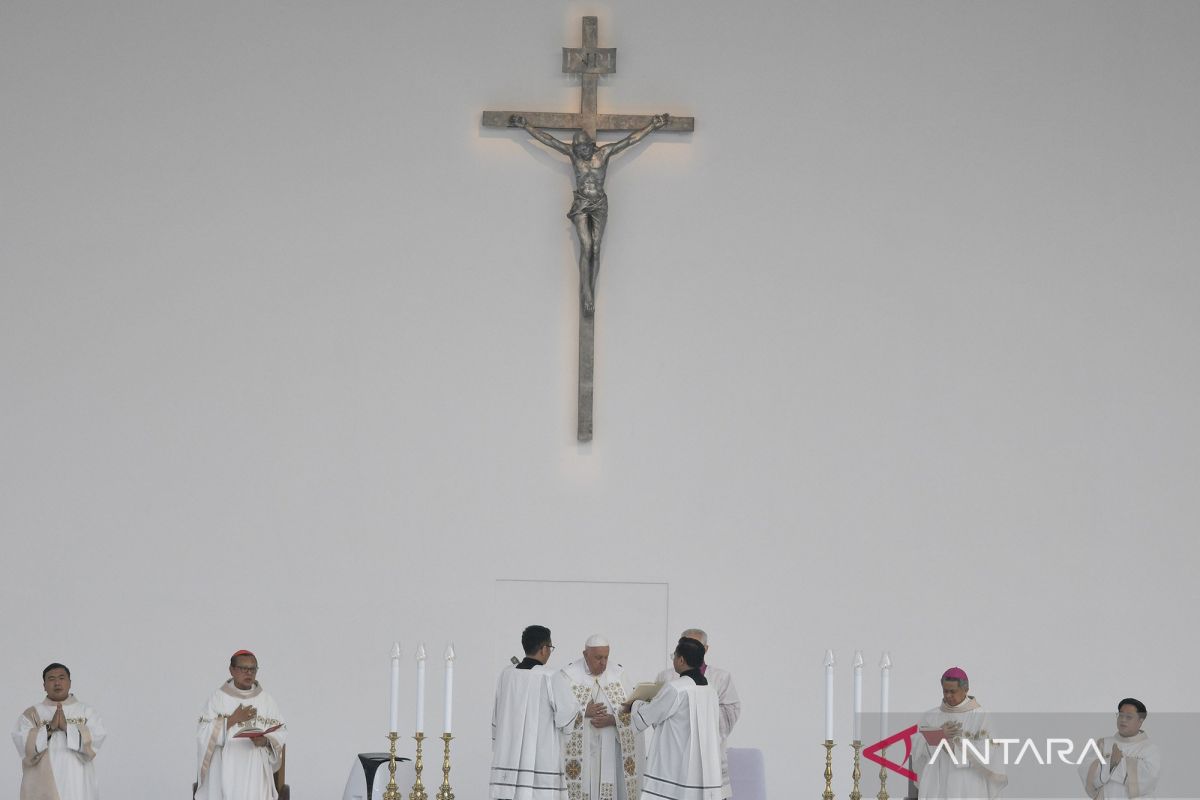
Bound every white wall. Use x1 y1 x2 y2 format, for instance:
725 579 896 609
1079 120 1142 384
2 1 1198 798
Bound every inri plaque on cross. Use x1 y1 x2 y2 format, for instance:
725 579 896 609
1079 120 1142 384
482 17 694 442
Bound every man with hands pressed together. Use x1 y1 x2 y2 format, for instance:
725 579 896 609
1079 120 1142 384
12 662 106 800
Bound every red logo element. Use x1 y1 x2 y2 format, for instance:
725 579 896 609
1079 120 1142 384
862 725 919 782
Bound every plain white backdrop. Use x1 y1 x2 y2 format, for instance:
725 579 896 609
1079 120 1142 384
2 1 1198 798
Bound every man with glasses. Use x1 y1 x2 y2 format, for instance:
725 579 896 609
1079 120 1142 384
623 638 722 800
558 635 645 800
11 662 107 800
1078 698 1161 799
491 626 577 800
655 629 739 799
195 649 288 800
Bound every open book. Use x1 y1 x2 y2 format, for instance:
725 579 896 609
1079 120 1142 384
625 682 663 704
234 723 283 739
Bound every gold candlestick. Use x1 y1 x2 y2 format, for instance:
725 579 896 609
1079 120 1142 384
876 748 889 800
410 732 428 800
435 733 454 800
822 740 835 800
849 741 862 800
383 732 401 800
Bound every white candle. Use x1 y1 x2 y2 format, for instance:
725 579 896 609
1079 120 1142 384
823 649 835 741
443 643 456 734
852 650 863 742
880 652 892 743
415 642 427 733
389 642 401 733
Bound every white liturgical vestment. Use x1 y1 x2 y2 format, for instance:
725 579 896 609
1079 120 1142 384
657 665 739 799
561 658 645 800
195 680 287 800
491 661 578 800
632 674 722 800
12 695 106 800
1077 731 1161 799
910 697 1007 800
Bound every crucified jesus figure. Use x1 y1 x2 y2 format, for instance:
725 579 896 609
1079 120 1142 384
509 113 670 315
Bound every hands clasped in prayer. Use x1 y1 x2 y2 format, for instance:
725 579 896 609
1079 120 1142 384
585 699 615 729
46 703 68 733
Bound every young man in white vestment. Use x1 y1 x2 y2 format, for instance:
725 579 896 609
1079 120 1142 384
625 638 722 800
195 650 288 800
11 663 106 800
1077 698 1161 799
491 625 579 800
655 629 739 800
559 635 645 800
909 667 1007 800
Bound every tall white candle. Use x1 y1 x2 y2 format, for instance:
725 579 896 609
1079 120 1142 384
389 642 401 733
443 643 456 734
823 650 835 741
415 642 427 733
852 651 863 742
880 652 892 743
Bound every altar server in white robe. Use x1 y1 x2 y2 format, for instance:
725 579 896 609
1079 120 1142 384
1078 698 1161 799
560 635 645 800
909 667 1007 800
625 638 722 800
11 663 106 800
195 650 288 800
492 625 578 800
656 630 739 799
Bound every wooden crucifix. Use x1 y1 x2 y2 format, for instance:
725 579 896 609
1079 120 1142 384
482 16 694 442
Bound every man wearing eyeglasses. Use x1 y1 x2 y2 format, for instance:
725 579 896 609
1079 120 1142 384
623 638 722 800
1078 698 1161 799
195 649 288 800
490 626 578 800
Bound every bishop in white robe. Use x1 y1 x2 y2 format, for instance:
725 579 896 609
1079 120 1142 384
195 650 288 800
491 625 579 800
560 636 645 800
909 668 1006 800
1078 698 1161 799
627 638 722 800
656 630 739 799
11 663 106 800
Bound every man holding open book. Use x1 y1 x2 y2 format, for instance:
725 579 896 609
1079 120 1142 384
909 667 1007 800
195 649 288 800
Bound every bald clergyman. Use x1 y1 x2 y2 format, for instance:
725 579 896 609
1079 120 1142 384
559 635 645 800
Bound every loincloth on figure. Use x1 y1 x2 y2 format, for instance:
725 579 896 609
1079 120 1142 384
567 190 609 221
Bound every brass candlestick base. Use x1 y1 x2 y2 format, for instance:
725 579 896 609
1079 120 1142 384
435 733 454 800
822 740 835 800
876 754 889 800
850 741 862 800
410 732 428 800
383 732 401 800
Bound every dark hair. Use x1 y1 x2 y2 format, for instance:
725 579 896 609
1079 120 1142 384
42 663 70 680
1118 697 1147 718
675 637 705 669
522 625 552 656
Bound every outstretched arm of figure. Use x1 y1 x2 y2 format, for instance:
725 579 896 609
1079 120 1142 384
509 115 572 156
605 113 670 157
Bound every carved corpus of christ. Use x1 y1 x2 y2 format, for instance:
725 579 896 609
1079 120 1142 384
481 17 695 441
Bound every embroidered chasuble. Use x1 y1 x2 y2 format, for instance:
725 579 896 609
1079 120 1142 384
631 673 722 800
910 696 1007 800
1077 731 1161 799
490 661 578 800
560 659 645 800
11 695 106 800
195 680 287 800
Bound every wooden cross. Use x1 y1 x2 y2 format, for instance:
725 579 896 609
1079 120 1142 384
482 17 694 441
